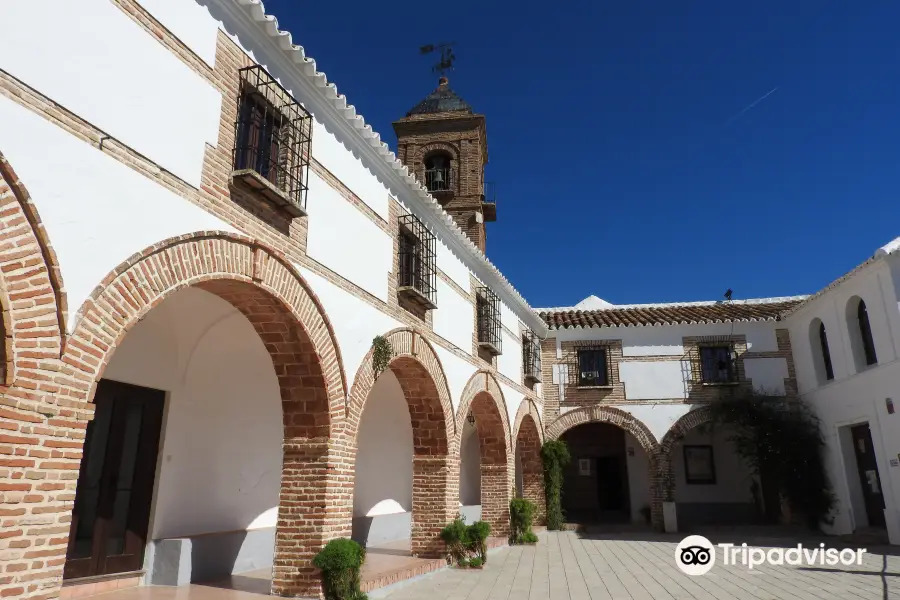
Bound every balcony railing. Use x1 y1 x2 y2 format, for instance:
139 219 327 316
523 330 541 383
483 181 497 221
425 167 453 192
232 65 311 217
397 214 437 310
476 286 502 355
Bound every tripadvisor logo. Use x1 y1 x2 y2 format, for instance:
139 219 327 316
674 535 867 575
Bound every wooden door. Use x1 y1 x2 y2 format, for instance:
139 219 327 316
851 423 886 528
64 380 164 580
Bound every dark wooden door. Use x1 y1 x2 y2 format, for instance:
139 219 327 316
851 423 886 528
596 456 625 511
64 380 165 580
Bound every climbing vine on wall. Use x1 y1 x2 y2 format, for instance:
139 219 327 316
541 439 571 531
371 335 393 376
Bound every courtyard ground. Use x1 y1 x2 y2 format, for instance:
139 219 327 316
74 530 900 600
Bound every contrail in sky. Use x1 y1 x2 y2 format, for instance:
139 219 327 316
725 86 779 125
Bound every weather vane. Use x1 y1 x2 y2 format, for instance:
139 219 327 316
419 42 457 78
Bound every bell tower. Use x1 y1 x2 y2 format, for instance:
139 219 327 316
393 76 495 252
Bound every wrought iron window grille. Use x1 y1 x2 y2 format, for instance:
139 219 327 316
476 286 502 355
232 65 311 217
568 344 613 388
397 214 437 310
522 330 542 383
697 343 739 384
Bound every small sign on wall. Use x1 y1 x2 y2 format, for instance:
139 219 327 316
578 458 591 476
890 458 898 468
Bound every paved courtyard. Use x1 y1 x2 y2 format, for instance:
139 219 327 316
372 530 900 600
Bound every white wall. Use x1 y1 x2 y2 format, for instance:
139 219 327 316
433 346 478 414
743 357 789 395
103 288 282 539
500 382 524 432
312 120 389 220
0 0 221 187
305 172 393 302
672 427 754 505
353 371 413 517
619 361 689 401
459 420 481 506
437 242 471 292
497 330 523 385
136 0 219 66
296 267 402 383
0 94 237 332
554 321 780 356
433 279 475 352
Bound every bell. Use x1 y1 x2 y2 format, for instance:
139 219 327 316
433 170 444 184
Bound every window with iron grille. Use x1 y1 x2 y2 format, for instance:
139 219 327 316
232 65 312 217
569 345 611 387
397 214 437 310
476 286 502 355
699 344 738 384
522 330 541 383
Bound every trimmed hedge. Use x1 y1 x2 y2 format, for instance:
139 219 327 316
312 538 367 600
509 498 538 544
541 439 571 530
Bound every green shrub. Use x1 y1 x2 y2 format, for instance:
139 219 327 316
312 538 367 600
467 556 484 568
541 439 571 530
466 520 491 563
522 531 538 544
707 393 835 529
440 517 470 566
509 498 537 545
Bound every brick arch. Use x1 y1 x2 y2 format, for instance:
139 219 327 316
456 371 513 536
659 406 713 456
413 141 460 163
545 405 659 453
513 399 545 525
343 327 456 557
57 232 346 597
0 151 66 387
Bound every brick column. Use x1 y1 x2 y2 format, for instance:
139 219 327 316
480 463 511 537
411 455 456 557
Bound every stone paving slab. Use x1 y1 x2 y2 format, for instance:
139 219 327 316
376 531 900 600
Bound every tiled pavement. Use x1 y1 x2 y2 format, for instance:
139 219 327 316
373 530 900 600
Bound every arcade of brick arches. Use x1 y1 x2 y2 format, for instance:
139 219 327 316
0 159 691 598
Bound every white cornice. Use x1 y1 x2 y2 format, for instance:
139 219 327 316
209 0 547 335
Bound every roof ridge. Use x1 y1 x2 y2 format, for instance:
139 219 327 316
536 295 809 313
230 0 544 333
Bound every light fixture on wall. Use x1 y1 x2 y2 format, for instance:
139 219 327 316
467 413 475 425
887 398 895 415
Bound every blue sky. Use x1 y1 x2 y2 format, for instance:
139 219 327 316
262 0 900 308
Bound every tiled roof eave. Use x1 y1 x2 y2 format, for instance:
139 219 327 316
223 0 548 336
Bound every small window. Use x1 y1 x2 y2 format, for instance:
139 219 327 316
576 348 608 387
232 66 311 216
424 153 452 192
858 300 878 366
699 345 736 384
522 330 541 383
397 214 437 309
819 322 834 381
476 286 502 355
683 445 716 485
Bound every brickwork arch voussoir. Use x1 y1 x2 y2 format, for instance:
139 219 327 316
659 406 713 455
546 405 660 454
512 398 544 451
0 151 66 386
344 327 455 444
455 370 513 453
60 231 347 417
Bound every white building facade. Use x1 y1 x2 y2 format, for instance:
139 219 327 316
2 1 900 599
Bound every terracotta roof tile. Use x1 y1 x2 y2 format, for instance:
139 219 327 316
539 300 803 329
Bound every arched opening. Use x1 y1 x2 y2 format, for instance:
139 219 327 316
809 318 835 383
459 416 482 521
348 351 454 559
560 423 652 524
659 410 762 529
514 413 544 524
65 282 333 595
424 152 452 192
460 392 510 536
351 370 414 546
847 296 878 370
